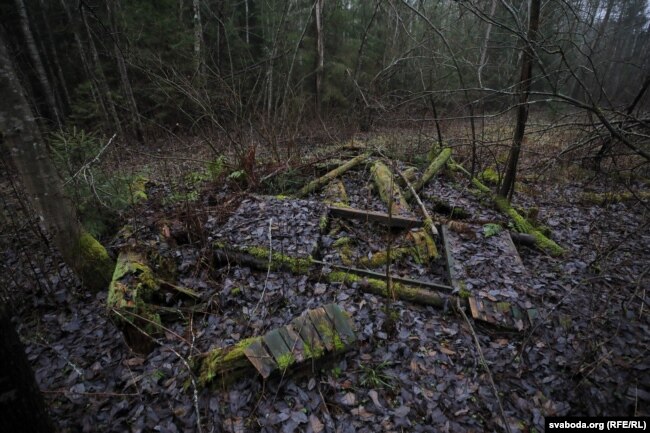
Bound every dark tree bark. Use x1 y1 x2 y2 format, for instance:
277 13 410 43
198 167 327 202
0 36 115 292
14 0 62 127
107 0 145 142
499 0 541 199
0 303 55 433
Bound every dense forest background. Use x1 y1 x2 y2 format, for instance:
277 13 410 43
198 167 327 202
2 0 649 150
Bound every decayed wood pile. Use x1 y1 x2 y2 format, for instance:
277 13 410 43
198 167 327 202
196 304 356 386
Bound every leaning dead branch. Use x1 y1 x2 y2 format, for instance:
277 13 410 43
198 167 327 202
398 169 439 236
297 152 371 197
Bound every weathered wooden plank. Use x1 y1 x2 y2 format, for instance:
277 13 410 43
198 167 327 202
311 260 453 293
278 326 306 363
263 329 295 370
323 304 356 345
308 308 339 351
290 316 326 359
328 206 423 229
244 340 277 379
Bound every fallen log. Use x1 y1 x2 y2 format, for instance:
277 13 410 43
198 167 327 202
107 250 163 354
405 147 452 201
370 161 410 216
297 152 370 197
326 270 447 307
323 180 349 206
447 159 565 256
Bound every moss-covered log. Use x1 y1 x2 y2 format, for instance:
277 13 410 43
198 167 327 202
196 337 261 387
323 180 349 206
297 152 370 197
214 244 313 273
407 228 438 262
371 161 410 215
327 271 446 307
447 159 565 256
405 147 452 201
580 190 650 205
77 231 116 292
107 250 163 353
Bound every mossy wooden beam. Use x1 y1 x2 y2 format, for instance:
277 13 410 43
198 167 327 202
371 161 411 215
447 159 565 256
213 244 313 274
327 270 447 307
197 337 262 386
405 147 452 201
407 228 439 261
77 231 115 292
297 152 371 197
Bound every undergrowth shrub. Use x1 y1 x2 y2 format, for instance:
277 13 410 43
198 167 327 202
49 128 142 238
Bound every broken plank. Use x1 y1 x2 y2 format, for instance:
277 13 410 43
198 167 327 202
328 206 423 229
278 326 306 363
308 308 340 352
323 304 356 345
244 340 277 379
263 329 295 370
290 316 326 359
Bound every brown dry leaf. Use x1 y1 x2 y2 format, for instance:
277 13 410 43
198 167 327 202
440 346 456 356
309 414 324 433
123 357 145 367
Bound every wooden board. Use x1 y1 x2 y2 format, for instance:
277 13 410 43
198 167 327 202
323 304 356 345
278 326 306 363
468 296 531 331
244 340 277 379
308 307 338 351
263 329 295 369
328 206 422 229
290 316 326 359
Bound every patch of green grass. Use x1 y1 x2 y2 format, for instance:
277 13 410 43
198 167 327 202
359 361 394 389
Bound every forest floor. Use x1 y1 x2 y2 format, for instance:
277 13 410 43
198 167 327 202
1 127 649 433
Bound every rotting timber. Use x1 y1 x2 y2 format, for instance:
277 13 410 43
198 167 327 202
208 150 556 333
195 304 356 387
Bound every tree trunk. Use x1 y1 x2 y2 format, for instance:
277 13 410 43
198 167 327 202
314 0 324 116
80 4 123 135
0 37 115 292
192 0 204 81
107 0 145 143
37 0 71 111
0 303 55 433
14 0 61 127
59 0 106 122
499 0 541 199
